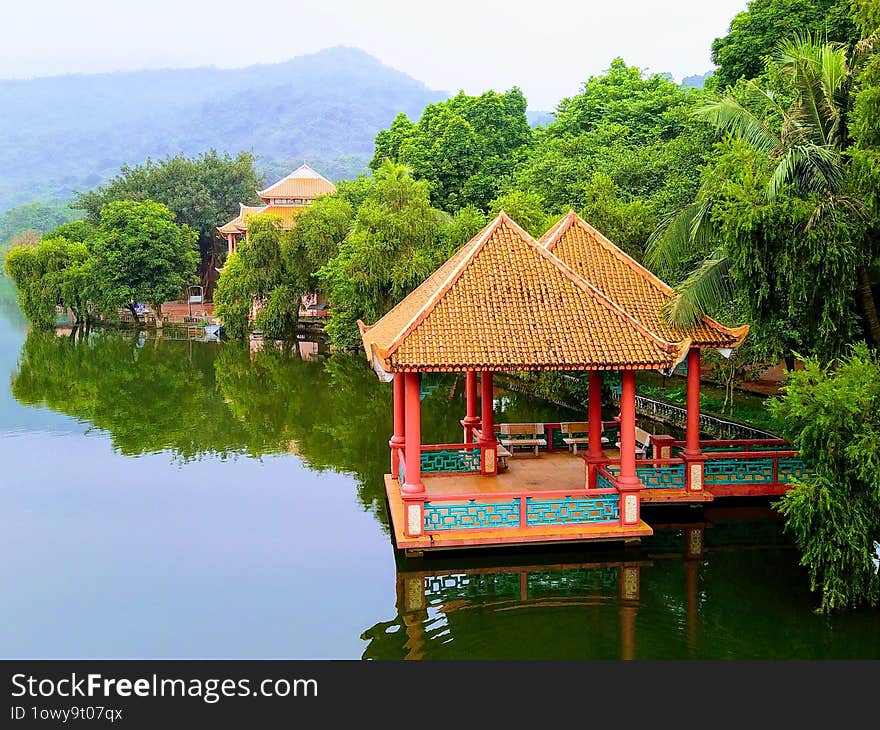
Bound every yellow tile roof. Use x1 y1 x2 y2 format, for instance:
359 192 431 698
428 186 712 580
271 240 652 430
540 212 748 348
359 212 691 373
217 203 305 233
246 205 303 230
257 163 336 201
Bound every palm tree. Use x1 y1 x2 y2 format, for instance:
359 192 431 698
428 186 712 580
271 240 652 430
647 35 880 346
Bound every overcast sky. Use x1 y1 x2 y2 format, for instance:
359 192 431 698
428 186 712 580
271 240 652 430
2 0 748 109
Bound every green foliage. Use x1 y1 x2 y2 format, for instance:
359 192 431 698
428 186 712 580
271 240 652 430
319 161 445 347
513 59 712 257
0 201 81 244
212 252 251 340
487 190 550 237
649 35 878 356
89 200 199 313
4 234 93 327
769 344 880 611
76 151 261 267
290 194 354 271
370 89 532 210
710 0 859 90
214 213 317 341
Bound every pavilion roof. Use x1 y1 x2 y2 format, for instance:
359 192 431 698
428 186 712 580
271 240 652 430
359 212 692 374
540 212 748 348
217 203 305 234
257 163 336 201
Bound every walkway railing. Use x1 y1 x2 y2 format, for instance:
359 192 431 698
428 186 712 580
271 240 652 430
608 390 778 440
419 443 481 473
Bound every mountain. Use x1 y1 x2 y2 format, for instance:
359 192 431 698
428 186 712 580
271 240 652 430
0 47 447 212
681 71 713 89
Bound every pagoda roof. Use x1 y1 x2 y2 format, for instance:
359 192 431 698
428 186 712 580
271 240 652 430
359 212 692 375
217 203 305 234
257 163 336 201
540 212 748 349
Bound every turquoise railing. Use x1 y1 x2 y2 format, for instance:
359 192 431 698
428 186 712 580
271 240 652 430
776 456 809 483
608 462 685 489
424 500 519 530
420 448 481 473
704 457 774 484
526 495 619 525
597 470 615 490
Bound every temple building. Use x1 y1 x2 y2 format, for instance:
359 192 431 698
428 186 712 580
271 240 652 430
358 211 806 554
217 163 336 255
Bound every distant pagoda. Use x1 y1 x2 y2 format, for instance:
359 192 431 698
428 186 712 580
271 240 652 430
217 163 336 255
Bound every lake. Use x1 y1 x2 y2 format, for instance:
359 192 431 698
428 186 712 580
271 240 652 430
1 305 877 659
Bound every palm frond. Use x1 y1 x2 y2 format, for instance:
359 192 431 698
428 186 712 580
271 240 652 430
645 201 715 275
661 250 733 329
767 144 844 199
695 90 781 155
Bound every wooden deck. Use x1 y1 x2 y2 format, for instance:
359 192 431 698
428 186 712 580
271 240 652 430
422 451 587 496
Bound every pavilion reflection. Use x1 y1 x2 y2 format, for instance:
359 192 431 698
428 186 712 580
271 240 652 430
361 507 791 660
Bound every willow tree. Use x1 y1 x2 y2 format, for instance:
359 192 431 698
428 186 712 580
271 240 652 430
648 35 880 355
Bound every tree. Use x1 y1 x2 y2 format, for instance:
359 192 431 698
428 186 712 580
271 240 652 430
487 190 551 238
0 201 81 244
769 343 880 612
214 213 316 341
513 59 712 257
89 200 199 322
370 89 533 211
710 0 859 89
319 162 445 346
4 234 93 327
648 36 880 356
76 151 262 288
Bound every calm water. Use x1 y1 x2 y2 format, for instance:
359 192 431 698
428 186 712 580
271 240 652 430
1 304 877 659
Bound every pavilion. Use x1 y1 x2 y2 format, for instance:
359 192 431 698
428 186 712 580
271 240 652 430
360 211 802 553
217 163 336 255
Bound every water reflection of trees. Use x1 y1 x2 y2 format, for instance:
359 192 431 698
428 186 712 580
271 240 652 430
9 331 475 527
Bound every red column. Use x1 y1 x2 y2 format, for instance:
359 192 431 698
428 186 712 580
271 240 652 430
227 233 236 255
683 347 702 457
479 372 496 444
588 371 604 458
479 371 497 475
402 372 424 494
389 372 405 477
461 370 480 442
586 371 605 489
618 370 639 489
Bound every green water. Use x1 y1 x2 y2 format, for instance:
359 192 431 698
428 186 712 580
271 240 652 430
0 305 877 659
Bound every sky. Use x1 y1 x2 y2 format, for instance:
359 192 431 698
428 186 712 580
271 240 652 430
2 0 749 109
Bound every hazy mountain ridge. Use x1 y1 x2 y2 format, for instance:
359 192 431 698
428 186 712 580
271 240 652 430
0 47 447 211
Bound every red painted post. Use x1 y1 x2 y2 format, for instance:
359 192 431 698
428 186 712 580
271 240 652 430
402 372 424 494
461 370 480 442
617 370 642 525
683 347 702 457
389 372 405 477
682 348 707 493
479 371 497 475
618 371 639 488
586 370 605 488
227 233 236 255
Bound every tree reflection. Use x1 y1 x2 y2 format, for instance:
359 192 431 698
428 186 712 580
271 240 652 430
10 330 473 529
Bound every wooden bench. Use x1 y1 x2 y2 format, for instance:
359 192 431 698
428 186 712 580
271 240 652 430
496 444 511 471
615 426 652 458
499 423 547 456
560 421 609 455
